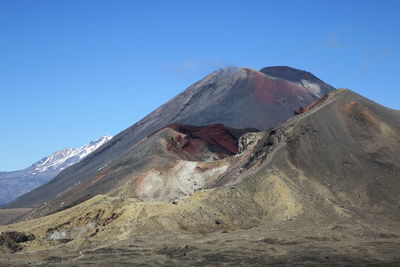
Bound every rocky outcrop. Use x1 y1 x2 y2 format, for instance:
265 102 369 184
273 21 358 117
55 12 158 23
0 231 35 253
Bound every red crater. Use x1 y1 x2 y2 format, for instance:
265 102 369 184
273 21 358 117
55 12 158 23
166 123 241 156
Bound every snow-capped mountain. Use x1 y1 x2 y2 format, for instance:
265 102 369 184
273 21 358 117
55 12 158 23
26 136 113 175
0 136 112 206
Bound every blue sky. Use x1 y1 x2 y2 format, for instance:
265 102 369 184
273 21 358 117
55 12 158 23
1 0 399 170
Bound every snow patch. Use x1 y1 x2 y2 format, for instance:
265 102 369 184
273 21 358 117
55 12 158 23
30 136 112 173
301 80 322 97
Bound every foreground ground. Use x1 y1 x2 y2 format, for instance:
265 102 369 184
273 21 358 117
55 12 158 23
1 217 399 266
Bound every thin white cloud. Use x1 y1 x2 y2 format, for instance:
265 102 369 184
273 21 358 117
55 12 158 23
172 59 233 79
360 47 395 75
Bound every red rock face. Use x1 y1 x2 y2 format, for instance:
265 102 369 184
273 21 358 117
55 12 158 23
294 94 330 115
165 123 242 158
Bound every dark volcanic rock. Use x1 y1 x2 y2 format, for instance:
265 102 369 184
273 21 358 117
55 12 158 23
0 231 35 253
260 66 333 96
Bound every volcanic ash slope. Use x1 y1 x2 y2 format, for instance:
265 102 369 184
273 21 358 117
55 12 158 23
5 66 335 210
2 89 400 263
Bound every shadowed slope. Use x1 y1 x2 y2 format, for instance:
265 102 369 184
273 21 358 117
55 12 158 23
236 89 400 221
260 66 334 97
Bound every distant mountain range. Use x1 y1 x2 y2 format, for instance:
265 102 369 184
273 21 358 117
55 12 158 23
0 136 112 206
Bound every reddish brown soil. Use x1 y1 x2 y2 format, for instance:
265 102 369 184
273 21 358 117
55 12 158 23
251 71 310 105
340 101 380 130
166 123 240 155
294 94 330 115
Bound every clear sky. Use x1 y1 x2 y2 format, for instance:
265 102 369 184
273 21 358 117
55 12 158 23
1 0 399 171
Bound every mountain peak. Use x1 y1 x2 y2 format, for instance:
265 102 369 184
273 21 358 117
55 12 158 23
260 66 317 82
260 66 335 97
87 135 113 146
0 135 113 206
32 135 113 172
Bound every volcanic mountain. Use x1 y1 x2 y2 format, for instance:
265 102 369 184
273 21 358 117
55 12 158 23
0 136 112 207
1 88 399 265
5 66 335 209
16 123 257 219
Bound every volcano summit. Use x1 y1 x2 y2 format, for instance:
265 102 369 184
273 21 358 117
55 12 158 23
5 66 335 210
